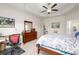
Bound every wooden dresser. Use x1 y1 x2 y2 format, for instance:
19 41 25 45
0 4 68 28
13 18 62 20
23 31 37 44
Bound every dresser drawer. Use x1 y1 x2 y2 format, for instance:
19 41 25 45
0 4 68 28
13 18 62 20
23 31 37 43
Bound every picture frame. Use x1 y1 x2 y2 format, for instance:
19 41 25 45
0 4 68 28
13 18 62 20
51 22 60 28
0 16 15 28
73 26 77 32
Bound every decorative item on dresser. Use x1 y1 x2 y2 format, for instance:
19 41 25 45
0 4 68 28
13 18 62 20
22 21 37 44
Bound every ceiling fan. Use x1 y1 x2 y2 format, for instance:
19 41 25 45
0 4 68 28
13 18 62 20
41 3 58 14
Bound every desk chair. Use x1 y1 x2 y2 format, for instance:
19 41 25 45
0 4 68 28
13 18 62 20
8 34 20 55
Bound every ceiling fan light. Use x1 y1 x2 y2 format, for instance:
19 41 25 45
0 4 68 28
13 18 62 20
47 9 51 12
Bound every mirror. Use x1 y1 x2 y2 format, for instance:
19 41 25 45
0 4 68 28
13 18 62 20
24 21 32 32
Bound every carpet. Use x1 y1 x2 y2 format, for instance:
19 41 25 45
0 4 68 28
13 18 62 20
0 47 25 55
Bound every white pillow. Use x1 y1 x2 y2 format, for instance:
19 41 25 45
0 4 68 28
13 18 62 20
77 35 79 40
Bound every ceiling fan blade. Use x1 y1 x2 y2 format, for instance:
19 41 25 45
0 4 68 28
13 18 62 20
41 10 47 13
51 4 57 8
52 9 58 11
42 6 48 9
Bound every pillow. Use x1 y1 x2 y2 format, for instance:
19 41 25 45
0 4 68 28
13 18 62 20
75 32 79 39
76 35 79 40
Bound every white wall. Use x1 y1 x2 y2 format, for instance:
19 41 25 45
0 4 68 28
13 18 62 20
42 16 67 35
1 4 79 37
65 8 79 35
42 7 79 36
0 4 42 38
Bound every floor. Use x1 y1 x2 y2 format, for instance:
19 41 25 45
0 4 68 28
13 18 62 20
21 39 49 55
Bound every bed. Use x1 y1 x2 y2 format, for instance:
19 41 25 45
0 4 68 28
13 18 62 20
36 34 79 55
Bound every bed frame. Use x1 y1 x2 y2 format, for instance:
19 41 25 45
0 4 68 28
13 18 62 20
36 44 62 55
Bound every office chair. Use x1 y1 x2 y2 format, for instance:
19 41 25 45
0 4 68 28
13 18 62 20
8 34 20 55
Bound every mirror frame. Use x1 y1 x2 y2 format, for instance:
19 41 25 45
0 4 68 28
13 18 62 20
24 21 33 32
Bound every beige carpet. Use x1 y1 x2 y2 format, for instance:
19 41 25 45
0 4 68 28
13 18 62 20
21 39 49 55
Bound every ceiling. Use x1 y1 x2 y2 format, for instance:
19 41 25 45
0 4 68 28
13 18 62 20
8 3 79 17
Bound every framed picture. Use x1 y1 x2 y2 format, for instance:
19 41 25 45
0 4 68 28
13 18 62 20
51 22 60 28
73 26 77 32
0 16 15 28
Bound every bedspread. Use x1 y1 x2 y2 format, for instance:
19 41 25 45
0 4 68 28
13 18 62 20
36 34 79 54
